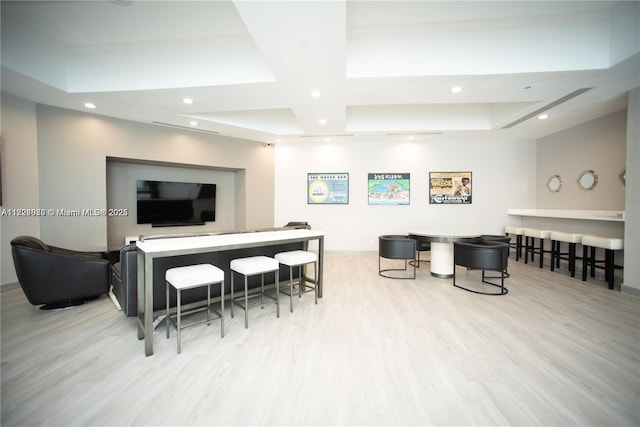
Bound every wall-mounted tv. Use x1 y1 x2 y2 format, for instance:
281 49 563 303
136 180 216 226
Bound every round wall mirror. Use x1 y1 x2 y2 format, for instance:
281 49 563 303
619 168 626 186
577 170 598 191
547 175 562 192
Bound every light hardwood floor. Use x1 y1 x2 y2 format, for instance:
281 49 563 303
1 252 639 427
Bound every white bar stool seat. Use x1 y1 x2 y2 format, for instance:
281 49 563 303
504 226 525 261
275 250 318 312
581 235 624 290
523 228 551 268
549 231 583 277
165 264 225 354
230 256 280 329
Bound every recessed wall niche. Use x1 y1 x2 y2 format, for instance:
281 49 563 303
106 159 237 248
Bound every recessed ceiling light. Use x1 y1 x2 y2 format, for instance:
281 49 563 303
190 121 198 126
450 86 463 94
311 90 321 98
183 98 193 105
319 118 327 125
84 102 96 109
538 113 549 120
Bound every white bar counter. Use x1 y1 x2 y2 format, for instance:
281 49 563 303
507 209 625 239
508 209 625 221
136 229 325 356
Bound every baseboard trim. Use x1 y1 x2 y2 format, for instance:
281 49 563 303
621 283 640 297
0 282 20 293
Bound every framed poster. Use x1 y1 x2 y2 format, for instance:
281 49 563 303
429 171 472 204
307 173 349 204
368 173 410 205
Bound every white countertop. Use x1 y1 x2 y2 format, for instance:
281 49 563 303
137 229 324 253
507 209 624 222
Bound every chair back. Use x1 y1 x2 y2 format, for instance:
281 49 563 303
379 235 416 260
454 241 508 271
10 236 50 252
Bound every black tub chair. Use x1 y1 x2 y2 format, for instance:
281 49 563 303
408 234 430 268
378 235 417 279
10 236 112 309
453 240 509 295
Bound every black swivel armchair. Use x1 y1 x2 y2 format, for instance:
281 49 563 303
10 236 112 309
453 240 509 295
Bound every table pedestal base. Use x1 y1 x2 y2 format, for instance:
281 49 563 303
430 242 454 278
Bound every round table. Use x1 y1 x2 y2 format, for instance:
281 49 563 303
409 232 480 278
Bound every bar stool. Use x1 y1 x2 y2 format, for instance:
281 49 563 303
274 250 318 312
165 264 225 354
230 256 280 329
549 231 583 277
523 228 551 268
581 235 624 290
504 226 524 261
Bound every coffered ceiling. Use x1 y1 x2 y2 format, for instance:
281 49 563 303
2 1 639 144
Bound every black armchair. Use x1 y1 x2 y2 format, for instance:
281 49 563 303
378 235 417 279
453 240 509 295
10 236 112 309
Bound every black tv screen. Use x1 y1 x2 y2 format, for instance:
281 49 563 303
136 180 216 226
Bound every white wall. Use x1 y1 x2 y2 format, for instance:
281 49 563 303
0 94 40 286
1 101 277 286
33 105 275 253
274 138 537 251
623 88 639 293
536 110 627 209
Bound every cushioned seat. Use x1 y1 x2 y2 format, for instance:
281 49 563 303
504 226 524 261
549 231 583 277
523 228 551 268
230 256 280 328
581 235 624 290
275 250 318 312
166 264 225 353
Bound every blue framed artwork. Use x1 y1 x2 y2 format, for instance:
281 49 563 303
307 173 349 204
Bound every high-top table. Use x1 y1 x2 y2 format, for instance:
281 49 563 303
409 231 480 278
136 229 325 356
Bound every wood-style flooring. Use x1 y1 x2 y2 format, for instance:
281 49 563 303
1 252 639 426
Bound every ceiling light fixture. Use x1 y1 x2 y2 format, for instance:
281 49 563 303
450 86 463 94
190 121 198 126
183 98 193 105
84 102 96 109
311 90 321 98
538 114 549 120
319 118 327 125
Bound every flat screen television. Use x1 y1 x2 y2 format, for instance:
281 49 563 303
136 180 216 226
